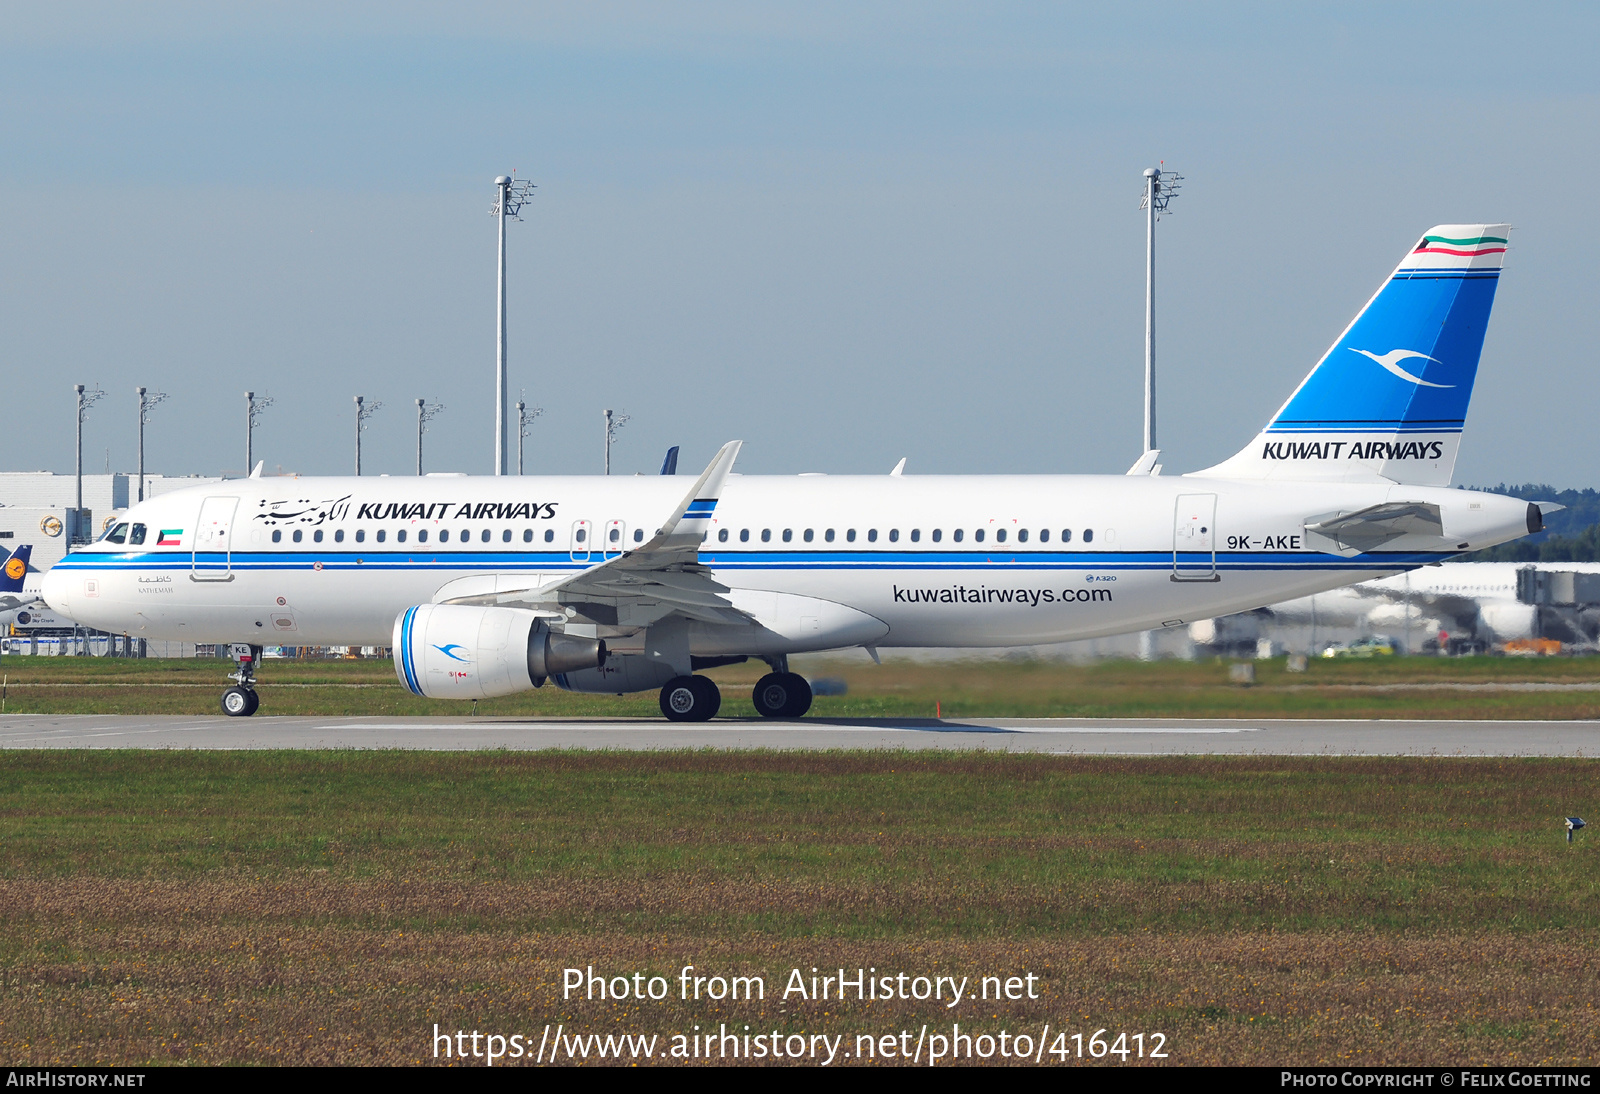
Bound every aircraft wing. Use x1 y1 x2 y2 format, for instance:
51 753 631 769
435 441 751 628
1303 501 1444 557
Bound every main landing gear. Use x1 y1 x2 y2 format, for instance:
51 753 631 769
222 643 263 717
752 672 812 719
659 675 722 722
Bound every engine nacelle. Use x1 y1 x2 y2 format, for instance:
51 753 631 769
393 604 606 699
553 654 681 695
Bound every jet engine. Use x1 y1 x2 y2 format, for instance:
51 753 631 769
393 604 606 700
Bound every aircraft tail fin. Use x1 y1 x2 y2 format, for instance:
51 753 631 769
1 545 33 591
1197 224 1509 486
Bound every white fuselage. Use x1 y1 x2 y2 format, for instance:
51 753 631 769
42 473 1534 659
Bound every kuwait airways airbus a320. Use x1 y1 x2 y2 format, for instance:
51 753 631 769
45 224 1548 720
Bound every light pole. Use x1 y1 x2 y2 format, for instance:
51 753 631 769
603 408 630 475
135 386 167 503
246 390 273 475
416 398 444 475
354 395 382 476
491 172 535 476
1139 165 1182 458
516 396 542 476
1137 165 1181 662
73 383 104 543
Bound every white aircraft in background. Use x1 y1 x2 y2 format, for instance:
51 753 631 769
1256 560 1600 648
44 224 1546 719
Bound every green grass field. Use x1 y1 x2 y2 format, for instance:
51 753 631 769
3 652 1600 718
2 751 1597 1065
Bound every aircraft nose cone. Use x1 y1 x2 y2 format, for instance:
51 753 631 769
40 565 75 618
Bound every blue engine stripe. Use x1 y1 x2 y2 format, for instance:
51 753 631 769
399 606 423 696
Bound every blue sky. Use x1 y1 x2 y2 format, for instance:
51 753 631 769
3 3 1595 483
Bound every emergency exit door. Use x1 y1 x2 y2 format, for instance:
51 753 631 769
192 496 239 581
1172 494 1218 581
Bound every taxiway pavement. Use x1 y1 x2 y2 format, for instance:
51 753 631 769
1 714 1597 755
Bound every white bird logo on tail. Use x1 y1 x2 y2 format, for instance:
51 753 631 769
1350 348 1454 388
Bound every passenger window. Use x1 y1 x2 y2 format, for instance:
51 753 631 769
996 529 1006 543
888 529 898 542
440 529 450 542
576 529 588 543
847 529 857 543
272 530 282 543
633 529 643 542
782 529 793 542
376 530 386 543
105 523 128 544
293 529 303 543
761 529 771 542
825 529 835 542
355 530 366 543
1018 529 1028 543
910 529 920 542
1039 529 1048 543
314 529 325 543
502 529 510 543
740 529 750 542
974 529 985 543
868 529 878 543
396 530 406 543
1083 529 1094 543
545 529 554 543
129 523 147 545
803 529 814 542
524 529 533 543
931 529 941 542
335 529 345 543
954 529 964 542
482 529 491 543
1061 529 1072 542
416 530 427 543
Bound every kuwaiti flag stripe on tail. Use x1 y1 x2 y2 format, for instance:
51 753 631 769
684 499 718 518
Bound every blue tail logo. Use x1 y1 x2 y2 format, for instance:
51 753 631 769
1 545 32 591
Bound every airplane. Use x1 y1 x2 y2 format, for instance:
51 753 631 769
1253 560 1600 648
41 223 1547 719
0 544 42 621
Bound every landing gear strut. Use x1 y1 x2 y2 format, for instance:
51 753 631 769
659 675 721 722
752 672 812 719
222 643 263 717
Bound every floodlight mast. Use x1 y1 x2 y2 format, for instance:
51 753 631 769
135 386 168 503
354 395 383 476
603 408 630 475
1140 165 1181 458
516 396 543 476
415 398 444 475
73 383 105 544
492 172 536 477
245 390 273 475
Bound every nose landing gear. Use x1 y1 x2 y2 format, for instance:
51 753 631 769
222 643 263 717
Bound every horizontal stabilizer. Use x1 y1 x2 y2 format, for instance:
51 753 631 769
1304 501 1443 557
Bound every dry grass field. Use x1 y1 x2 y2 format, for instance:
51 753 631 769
2 751 1597 1066
3 652 1600 718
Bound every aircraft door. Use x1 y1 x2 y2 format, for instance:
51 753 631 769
570 519 592 563
1172 494 1218 582
603 519 626 560
192 496 240 581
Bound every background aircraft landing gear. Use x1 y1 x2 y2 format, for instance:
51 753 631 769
222 643 263 717
753 672 812 719
659 675 721 722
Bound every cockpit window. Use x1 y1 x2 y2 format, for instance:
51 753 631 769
103 523 129 544
129 523 147 545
